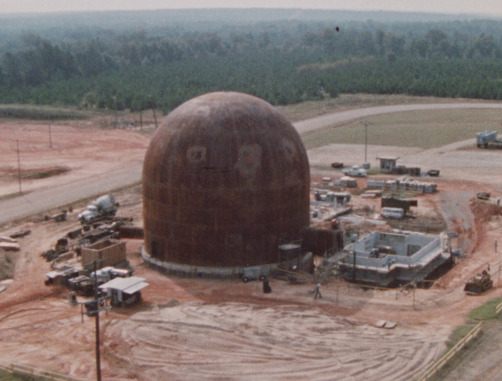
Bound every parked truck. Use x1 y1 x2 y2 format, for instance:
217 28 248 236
342 165 367 177
78 194 118 223
476 130 502 148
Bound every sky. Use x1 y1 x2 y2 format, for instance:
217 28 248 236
0 0 501 16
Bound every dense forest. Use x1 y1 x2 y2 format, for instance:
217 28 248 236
1 9 502 113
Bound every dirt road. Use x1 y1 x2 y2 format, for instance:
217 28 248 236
293 102 502 134
2 102 502 225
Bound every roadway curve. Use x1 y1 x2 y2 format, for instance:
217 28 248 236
293 102 502 134
1 102 502 225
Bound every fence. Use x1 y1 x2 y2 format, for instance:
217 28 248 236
495 300 502 316
416 322 482 381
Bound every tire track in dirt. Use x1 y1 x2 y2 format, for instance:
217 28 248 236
104 303 448 381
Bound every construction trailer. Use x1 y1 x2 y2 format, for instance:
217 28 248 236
338 231 452 287
98 276 149 307
81 239 126 269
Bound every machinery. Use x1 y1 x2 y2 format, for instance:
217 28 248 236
464 271 493 295
78 194 118 223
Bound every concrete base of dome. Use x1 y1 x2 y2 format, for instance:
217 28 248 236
141 246 313 280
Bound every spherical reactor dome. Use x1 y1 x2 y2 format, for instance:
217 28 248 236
142 92 310 269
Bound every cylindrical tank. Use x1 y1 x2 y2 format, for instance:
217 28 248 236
142 92 310 269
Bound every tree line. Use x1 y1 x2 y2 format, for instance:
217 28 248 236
1 11 502 113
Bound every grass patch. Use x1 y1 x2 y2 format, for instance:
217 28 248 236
445 324 478 350
0 371 44 380
301 108 502 150
444 298 502 351
0 104 90 120
468 297 502 321
21 166 70 180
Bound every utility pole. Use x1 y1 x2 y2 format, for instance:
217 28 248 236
113 96 118 129
82 259 108 381
48 121 53 148
16 139 22 194
93 260 102 381
365 123 367 162
360 121 372 163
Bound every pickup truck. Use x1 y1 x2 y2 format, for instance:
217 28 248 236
342 165 367 177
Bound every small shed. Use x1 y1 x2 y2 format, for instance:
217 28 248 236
99 276 149 307
377 157 400 173
81 239 126 269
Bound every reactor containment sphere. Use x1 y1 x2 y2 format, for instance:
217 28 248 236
142 92 310 272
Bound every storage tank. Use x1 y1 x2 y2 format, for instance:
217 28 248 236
142 92 310 272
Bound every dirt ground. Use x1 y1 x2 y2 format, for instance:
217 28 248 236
0 117 501 381
0 120 150 198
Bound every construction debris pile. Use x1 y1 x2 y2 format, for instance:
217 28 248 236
367 177 437 193
42 194 145 304
41 217 130 263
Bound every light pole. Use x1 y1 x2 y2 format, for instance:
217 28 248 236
48 121 53 148
360 121 372 164
16 139 22 194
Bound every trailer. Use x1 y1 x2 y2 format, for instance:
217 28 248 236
476 130 502 148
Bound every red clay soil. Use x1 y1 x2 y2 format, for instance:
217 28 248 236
0 120 501 380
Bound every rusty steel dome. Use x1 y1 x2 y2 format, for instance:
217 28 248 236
142 91 310 271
